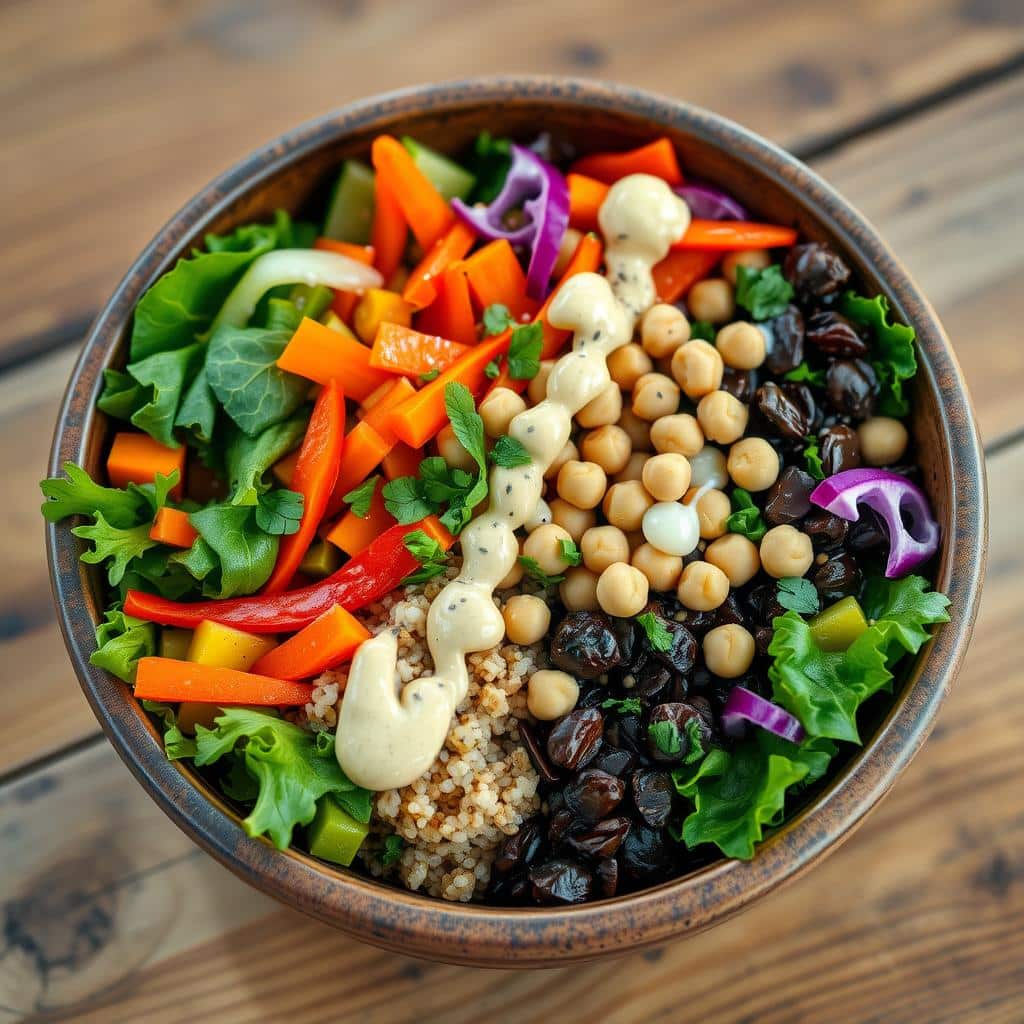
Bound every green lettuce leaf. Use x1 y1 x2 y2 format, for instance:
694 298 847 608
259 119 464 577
189 503 278 597
72 514 158 586
223 410 309 506
141 700 198 760
174 365 219 449
40 461 149 527
97 368 147 420
90 609 155 683
862 575 951 659
841 291 917 417
125 343 205 447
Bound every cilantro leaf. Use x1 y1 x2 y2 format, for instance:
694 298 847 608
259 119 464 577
381 834 404 867
637 611 673 653
507 322 543 380
189 503 278 597
90 608 155 683
445 382 488 471
490 435 532 468
559 538 582 567
726 487 768 542
649 720 681 757
803 435 825 480
382 476 438 524
343 476 379 519
467 131 513 204
401 528 450 585
485 357 502 379
483 303 515 336
72 514 158 586
735 265 794 321
689 320 715 342
518 556 565 587
419 368 440 383
783 361 826 387
601 696 643 716
255 489 304 535
776 576 820 615
40 461 150 528
841 291 917 417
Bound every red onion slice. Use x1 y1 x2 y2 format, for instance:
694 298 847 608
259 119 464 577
722 686 805 743
674 182 747 221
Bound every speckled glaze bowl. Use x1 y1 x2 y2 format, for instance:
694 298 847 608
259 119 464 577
46 77 987 967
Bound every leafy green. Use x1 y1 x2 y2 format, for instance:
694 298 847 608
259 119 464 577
601 695 643 716
484 357 502 379
507 322 543 380
649 720 681 757
483 303 515 336
841 291 917 417
559 538 582 567
97 368 146 420
191 708 371 849
382 476 436 524
122 343 205 447
438 383 489 533
734 265 793 320
726 487 768 542
419 368 440 383
689 320 715 342
256 489 304 535
72 514 158 586
467 132 513 204
803 435 824 480
168 536 220 586
90 608 155 683
334 786 373 824
189 503 278 598
117 545 199 601
490 434 532 468
343 476 379 518
223 411 309 506
142 700 199 760
682 717 707 766
783 361 825 387
381 834 404 867
401 528 450 585
518 556 564 587
776 576 820 615
174 367 219 450
40 461 149 527
862 575 951 660
637 611 673 653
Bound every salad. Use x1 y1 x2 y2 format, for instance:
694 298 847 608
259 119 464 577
42 130 949 905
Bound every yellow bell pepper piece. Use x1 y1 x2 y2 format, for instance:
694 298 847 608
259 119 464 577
353 289 412 345
187 619 277 672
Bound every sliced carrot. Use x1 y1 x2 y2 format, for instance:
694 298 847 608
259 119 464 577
359 376 417 439
652 249 721 304
369 322 469 378
402 221 476 310
250 604 370 681
675 220 798 251
463 239 537 320
314 237 375 322
415 262 478 346
107 433 185 500
571 138 684 186
277 317 393 402
326 421 394 518
325 479 397 558
133 657 313 706
371 174 407 283
371 135 453 250
381 441 421 481
567 174 610 232
149 507 198 549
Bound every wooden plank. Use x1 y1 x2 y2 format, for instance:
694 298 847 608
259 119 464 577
1 0 1023 361
3 442 1018 1023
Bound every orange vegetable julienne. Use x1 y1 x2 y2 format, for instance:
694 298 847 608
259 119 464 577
149 507 198 549
402 220 476 310
359 376 417 443
133 657 313 706
276 317 393 403
107 432 185 500
674 220 799 251
463 239 538 320
371 135 453 250
314 237 375 322
371 174 407 283
380 441 421 481
325 479 397 558
414 262 478 346
326 421 394 518
369 322 469 379
652 249 721 304
570 137 684 186
250 604 371 681
567 173 610 232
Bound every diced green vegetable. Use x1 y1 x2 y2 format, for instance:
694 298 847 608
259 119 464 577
159 627 193 660
289 283 334 321
323 160 376 244
308 798 370 866
810 596 868 652
402 136 476 201
299 539 342 578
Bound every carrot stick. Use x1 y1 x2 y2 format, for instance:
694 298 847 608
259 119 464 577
571 138 684 186
674 220 798 251
463 239 537 320
314 238 375 321
359 376 417 437
277 317 393 402
380 441 421 481
149 507 198 549
369 322 469 378
133 657 313 706
371 174 407 283
652 249 721 304
326 422 394 518
371 135 454 250
567 174 610 232
250 605 370 681
415 262 478 346
402 221 476 310
325 479 397 558
106 433 186 501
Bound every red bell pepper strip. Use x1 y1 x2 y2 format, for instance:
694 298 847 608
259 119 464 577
124 517 453 633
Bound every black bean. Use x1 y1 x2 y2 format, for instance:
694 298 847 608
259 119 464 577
550 611 622 678
609 615 639 663
825 359 878 420
713 593 746 629
805 310 869 357
547 808 576 844
819 423 862 476
802 510 850 551
754 625 774 658
812 552 863 603
518 721 560 783
631 770 675 828
595 857 619 898
650 620 697 676
493 819 544 875
848 510 888 552
488 871 531 903
530 858 594 904
604 712 646 756
588 743 637 778
575 682 608 709
676 608 717 637
763 304 805 375
547 709 604 770
744 582 787 626
721 367 757 403
756 381 809 440
783 382 820 433
618 824 671 881
783 243 851 304
764 465 815 525
564 816 632 860
563 769 626 822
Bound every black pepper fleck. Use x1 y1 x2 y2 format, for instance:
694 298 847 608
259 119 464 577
505 484 513 494
479 547 488 555
593 329 602 341
527 425 535 433
448 603 456 611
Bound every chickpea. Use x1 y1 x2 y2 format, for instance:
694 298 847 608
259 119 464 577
603 480 654 532
522 522 574 576
552 227 583 279
528 359 556 405
524 497 552 533
581 525 630 573
703 624 756 678
559 566 601 612
759 524 814 579
596 562 650 618
437 423 477 472
479 387 527 439
607 343 653 391
577 380 623 429
496 556 524 590
727 436 780 492
858 416 909 466
503 594 552 645
557 460 607 510
676 561 730 611
549 498 596 542
642 452 692 502
632 373 681 422
580 425 632 475
721 249 770 285
544 438 579 480
705 533 761 587
671 340 724 400
650 413 704 457
614 451 649 484
697 390 748 445
618 406 653 451
527 669 580 720
715 321 766 370
632 543 683 592
641 303 691 358
688 278 735 324
686 486 731 539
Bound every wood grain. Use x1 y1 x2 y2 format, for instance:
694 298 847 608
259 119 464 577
4 443 1017 1024
2 0 1023 361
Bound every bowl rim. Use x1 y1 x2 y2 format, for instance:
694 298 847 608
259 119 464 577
45 75 987 966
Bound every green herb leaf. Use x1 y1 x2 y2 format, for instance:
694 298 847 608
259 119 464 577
735 265 794 321
783 361 826 387
483 303 515 336
559 538 582 567
444 382 488 471
637 611 673 653
90 609 155 683
776 576 820 615
601 696 643 716
382 476 438 524
343 476 379 519
490 435 532 468
841 291 917 417
401 529 450 585
467 132 513 204
507 322 543 380
168 537 220 585
256 489 305 535
803 435 825 481
381 833 405 867
40 462 149 528
518 556 565 587
73 514 158 586
688 320 715 342
118 545 199 601
726 487 768 542
223 411 309 506
189 503 278 598
649 720 682 757
484 358 502 379
142 700 199 761
682 717 707 765
419 368 441 383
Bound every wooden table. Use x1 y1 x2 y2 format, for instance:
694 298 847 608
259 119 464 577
2 2 1022 1020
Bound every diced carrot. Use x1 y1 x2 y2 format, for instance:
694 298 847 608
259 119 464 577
149 507 198 549
402 221 476 310
371 135 454 250
415 262 478 346
326 422 394 518
250 605 371 681
674 220 799 251
571 138 684 186
381 441 421 481
272 450 300 487
567 174 610 232
133 657 313 706
107 433 185 500
352 289 413 345
463 240 537 320
369 322 469 378
371 175 407 283
277 317 393 402
314 238 375 322
360 377 417 428
325 479 397 558
652 249 721 304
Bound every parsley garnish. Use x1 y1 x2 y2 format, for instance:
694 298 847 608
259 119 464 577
342 476 378 519
803 434 825 480
559 538 582 567
381 476 435 524
689 320 715 342
636 611 673 653
649 720 682 757
735 265 794 320
726 487 768 542
381 834 404 867
418 368 440 383
484 358 502 379
255 488 305 536
489 434 532 468
783 361 826 387
776 576 820 615
682 717 707 765
518 556 565 587
483 303 515 336
601 695 643 716
507 322 543 380
401 529 450 585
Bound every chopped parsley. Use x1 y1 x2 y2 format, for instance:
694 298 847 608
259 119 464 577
342 476 378 519
726 487 768 542
255 488 305 536
688 320 715 342
484 357 502 379
507 322 543 380
483 303 515 336
489 434 532 468
636 611 673 653
559 538 582 567
401 529 450 585
601 695 643 716
518 556 565 587
418 367 440 383
381 834 405 867
776 576 820 615
803 434 825 480
735 264 794 321
649 719 682 757
783 361 826 387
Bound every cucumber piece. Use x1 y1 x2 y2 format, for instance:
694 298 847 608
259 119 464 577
308 798 369 866
809 596 868 652
323 160 375 244
288 284 333 322
402 136 476 201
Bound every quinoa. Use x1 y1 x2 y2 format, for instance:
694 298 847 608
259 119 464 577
303 561 542 902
